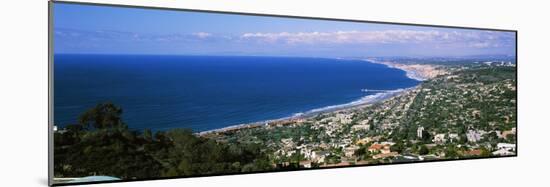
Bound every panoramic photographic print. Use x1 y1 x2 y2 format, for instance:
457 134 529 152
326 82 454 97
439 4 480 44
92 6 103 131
51 2 517 185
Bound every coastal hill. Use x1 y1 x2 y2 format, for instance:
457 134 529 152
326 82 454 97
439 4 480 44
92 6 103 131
53 59 516 182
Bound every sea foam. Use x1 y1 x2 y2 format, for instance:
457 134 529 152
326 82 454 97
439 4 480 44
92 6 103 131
294 88 410 117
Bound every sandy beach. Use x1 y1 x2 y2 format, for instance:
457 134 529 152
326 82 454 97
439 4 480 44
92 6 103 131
365 59 446 81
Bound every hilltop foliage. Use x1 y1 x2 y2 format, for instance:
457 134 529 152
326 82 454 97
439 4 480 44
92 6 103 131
54 103 272 179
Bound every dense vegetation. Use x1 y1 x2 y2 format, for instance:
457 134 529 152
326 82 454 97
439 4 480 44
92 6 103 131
54 103 273 179
379 66 516 158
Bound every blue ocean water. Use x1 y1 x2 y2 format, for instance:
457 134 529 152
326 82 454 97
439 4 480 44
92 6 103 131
54 55 419 132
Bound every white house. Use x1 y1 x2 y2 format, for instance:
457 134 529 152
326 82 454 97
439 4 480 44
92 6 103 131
448 133 459 143
497 143 516 151
492 149 515 156
311 151 329 163
300 148 313 159
433 134 446 144
300 161 312 168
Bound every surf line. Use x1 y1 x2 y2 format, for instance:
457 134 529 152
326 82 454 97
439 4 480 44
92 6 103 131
361 89 393 92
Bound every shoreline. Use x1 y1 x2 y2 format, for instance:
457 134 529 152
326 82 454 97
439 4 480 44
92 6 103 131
365 59 444 81
197 58 437 136
197 86 417 136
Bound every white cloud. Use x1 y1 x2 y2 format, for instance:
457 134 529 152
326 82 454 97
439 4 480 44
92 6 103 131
239 30 510 48
470 42 491 48
192 32 211 39
54 27 514 53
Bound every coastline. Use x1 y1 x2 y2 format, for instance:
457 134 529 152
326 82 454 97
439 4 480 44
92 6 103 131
196 87 415 135
197 58 440 136
365 59 445 81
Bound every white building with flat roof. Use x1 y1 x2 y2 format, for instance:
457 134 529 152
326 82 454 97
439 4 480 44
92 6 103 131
497 143 516 151
492 149 515 156
433 134 446 144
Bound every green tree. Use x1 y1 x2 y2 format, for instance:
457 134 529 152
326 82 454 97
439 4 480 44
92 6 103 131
418 145 429 155
55 102 276 180
445 146 458 158
78 102 125 129
143 129 153 141
391 142 405 153
421 130 432 143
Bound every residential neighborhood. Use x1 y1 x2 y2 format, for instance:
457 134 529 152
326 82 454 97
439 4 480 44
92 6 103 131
205 60 517 168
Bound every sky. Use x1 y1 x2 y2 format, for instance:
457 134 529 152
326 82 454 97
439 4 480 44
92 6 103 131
53 3 516 57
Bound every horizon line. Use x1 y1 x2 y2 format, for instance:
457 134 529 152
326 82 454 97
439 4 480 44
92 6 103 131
53 53 517 59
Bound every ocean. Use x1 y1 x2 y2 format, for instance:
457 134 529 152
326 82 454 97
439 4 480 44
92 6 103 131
54 54 419 132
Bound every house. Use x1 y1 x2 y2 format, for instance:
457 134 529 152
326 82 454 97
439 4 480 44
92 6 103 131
380 147 391 154
500 128 516 139
281 138 294 147
285 150 297 157
299 161 312 168
368 144 383 153
492 149 515 156
355 138 369 145
433 134 446 144
311 151 329 163
276 162 291 168
300 148 313 159
344 146 359 157
356 136 380 146
497 143 516 151
448 133 459 143
372 152 398 159
368 143 391 154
